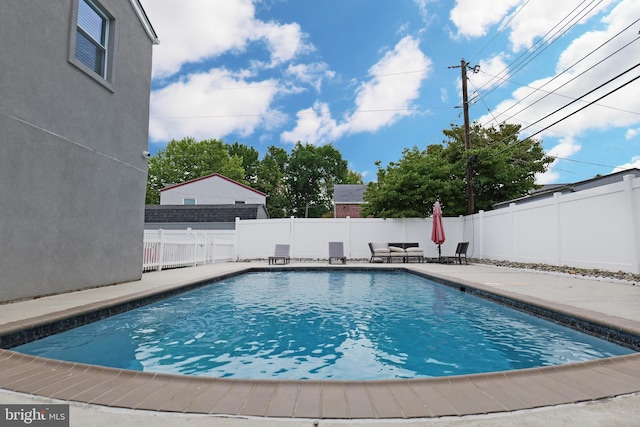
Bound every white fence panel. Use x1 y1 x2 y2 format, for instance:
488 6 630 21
143 229 235 272
469 173 640 273
144 173 640 274
235 217 461 260
557 180 635 270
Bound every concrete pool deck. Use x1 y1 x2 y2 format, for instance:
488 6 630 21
1 261 639 426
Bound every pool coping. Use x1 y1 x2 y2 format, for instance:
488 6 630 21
1 264 640 420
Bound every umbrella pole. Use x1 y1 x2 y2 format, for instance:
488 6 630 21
438 244 441 262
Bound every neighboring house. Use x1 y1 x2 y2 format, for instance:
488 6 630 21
494 168 640 209
333 184 368 218
147 173 269 229
0 1 158 302
145 204 269 230
160 173 267 205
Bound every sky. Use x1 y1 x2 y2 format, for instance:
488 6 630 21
142 0 640 184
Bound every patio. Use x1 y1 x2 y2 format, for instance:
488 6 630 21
1 261 639 426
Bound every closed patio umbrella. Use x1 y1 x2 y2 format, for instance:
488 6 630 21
431 201 446 261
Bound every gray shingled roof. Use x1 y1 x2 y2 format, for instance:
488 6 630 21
333 184 367 204
145 204 268 223
494 168 640 208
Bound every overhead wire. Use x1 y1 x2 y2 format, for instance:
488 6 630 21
459 2 639 178
479 19 640 127
485 72 640 160
458 0 607 134
468 0 531 63
518 62 640 135
476 0 604 100
473 0 602 99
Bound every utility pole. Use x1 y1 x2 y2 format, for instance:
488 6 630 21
450 58 478 214
461 59 474 215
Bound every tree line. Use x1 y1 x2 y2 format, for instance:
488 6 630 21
146 123 553 218
146 139 362 218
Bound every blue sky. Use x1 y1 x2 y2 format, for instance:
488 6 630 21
142 0 639 184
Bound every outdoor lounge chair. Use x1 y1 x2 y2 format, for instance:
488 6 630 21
368 242 408 263
269 244 290 265
328 241 347 264
404 245 424 263
369 242 391 263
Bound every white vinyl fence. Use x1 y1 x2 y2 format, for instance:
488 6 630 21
143 173 640 274
234 173 640 274
143 229 235 272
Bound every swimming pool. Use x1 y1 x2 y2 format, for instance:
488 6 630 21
12 270 634 380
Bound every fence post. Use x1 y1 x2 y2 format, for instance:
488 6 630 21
509 203 516 262
211 235 216 264
157 229 164 271
478 210 484 259
290 216 295 258
235 217 240 261
554 192 562 267
346 216 351 258
623 174 640 273
192 231 198 267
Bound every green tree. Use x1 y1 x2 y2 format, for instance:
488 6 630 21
344 169 365 184
362 145 458 218
145 137 245 204
226 141 260 185
363 123 553 217
256 146 290 218
285 142 349 218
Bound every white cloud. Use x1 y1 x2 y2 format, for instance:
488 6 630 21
281 102 340 145
613 156 640 172
535 136 581 184
450 0 521 39
477 0 640 159
348 36 432 133
149 69 286 142
450 0 616 49
285 62 335 93
281 36 432 144
143 0 313 79
506 0 616 51
625 128 639 140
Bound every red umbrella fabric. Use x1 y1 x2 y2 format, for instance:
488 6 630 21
431 201 445 259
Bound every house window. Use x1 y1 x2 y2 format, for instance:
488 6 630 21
75 0 109 77
183 198 196 205
234 201 246 204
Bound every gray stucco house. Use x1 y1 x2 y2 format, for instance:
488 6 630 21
0 0 158 302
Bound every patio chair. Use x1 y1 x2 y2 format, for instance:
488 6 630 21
268 244 290 265
442 242 469 264
328 242 347 264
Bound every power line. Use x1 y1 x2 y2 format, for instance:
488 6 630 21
518 62 640 135
469 0 531 63
480 19 640 126
475 0 604 98
488 72 640 160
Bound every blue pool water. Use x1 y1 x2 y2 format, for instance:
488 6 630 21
14 271 634 380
